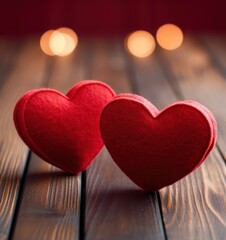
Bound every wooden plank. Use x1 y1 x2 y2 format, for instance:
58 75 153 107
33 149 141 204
13 155 81 240
0 38 48 240
85 39 166 240
12 41 88 240
155 36 226 239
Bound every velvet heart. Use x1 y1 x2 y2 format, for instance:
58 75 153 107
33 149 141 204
100 94 217 191
14 80 115 174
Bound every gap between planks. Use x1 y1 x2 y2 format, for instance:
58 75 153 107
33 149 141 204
11 39 89 240
0 38 50 240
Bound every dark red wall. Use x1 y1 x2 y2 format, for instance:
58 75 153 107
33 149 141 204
0 0 225 37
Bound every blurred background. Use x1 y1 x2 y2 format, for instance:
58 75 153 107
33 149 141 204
0 0 225 38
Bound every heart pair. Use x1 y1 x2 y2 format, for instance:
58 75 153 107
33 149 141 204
14 80 217 191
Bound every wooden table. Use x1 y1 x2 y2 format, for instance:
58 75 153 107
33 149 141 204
0 35 225 240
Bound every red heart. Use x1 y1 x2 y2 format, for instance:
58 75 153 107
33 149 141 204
14 80 115 174
100 94 217 191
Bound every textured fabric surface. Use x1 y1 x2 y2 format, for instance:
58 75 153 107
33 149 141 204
14 80 115 174
100 94 217 191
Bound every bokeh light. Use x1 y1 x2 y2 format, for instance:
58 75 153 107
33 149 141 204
126 30 156 58
49 30 66 55
40 27 78 56
40 30 55 56
156 24 183 50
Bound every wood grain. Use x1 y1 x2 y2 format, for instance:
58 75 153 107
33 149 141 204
85 39 166 240
13 155 81 240
0 39 48 240
155 36 226 239
160 150 226 240
12 40 89 240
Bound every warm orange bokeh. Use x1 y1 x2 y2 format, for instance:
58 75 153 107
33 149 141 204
156 24 183 50
126 30 156 58
40 27 78 56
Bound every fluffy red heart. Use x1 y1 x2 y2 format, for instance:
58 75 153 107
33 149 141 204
100 94 217 191
14 80 115 174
